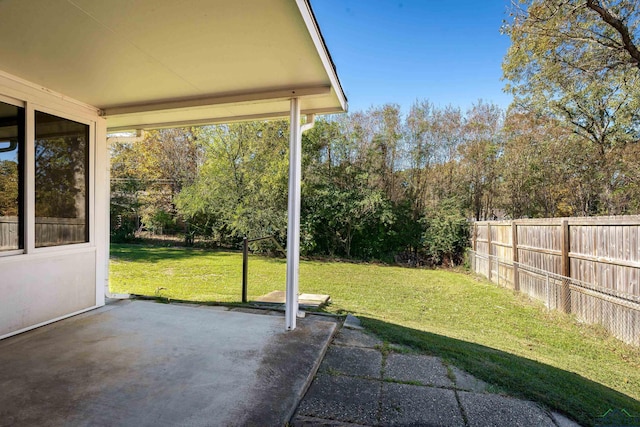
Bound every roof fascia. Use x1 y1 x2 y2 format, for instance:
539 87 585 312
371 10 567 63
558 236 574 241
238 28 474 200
295 0 348 112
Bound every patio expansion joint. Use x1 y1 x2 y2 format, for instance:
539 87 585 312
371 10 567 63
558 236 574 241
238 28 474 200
321 368 491 393
331 342 384 349
454 389 471 427
375 348 387 425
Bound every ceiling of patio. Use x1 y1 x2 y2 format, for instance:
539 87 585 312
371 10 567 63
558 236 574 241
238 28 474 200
0 0 347 130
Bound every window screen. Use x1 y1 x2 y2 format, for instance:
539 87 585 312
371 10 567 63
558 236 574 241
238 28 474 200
35 111 89 247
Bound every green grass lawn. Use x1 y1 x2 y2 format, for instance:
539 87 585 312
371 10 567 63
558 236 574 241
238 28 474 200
110 243 640 426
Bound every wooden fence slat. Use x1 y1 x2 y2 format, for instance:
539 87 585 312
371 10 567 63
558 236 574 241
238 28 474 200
513 223 519 291
560 220 570 313
487 223 492 281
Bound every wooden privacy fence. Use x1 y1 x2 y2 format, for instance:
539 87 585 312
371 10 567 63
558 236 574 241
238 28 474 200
1 216 86 249
35 217 86 247
0 216 19 250
470 216 640 347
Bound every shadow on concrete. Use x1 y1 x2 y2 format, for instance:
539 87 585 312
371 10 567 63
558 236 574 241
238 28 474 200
358 317 640 427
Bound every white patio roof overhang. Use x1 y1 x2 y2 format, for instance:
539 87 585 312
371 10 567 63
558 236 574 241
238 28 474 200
0 0 347 330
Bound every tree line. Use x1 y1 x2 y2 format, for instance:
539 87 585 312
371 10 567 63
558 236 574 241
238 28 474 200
110 0 640 266
110 100 640 265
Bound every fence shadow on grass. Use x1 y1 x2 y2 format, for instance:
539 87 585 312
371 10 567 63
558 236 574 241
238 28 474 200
359 316 640 427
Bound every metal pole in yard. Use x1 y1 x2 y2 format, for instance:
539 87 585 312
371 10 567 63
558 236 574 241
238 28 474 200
242 237 248 303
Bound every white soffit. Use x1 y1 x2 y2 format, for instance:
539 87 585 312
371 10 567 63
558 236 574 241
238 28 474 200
0 0 346 130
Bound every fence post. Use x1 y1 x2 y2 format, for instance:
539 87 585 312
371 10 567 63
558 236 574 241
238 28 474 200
487 223 492 281
471 250 475 273
471 223 478 273
242 237 248 303
512 221 519 291
472 223 477 252
560 219 571 313
546 271 550 310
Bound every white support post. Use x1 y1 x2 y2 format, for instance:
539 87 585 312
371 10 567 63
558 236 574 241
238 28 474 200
285 98 302 331
95 118 108 307
103 132 130 301
24 102 35 254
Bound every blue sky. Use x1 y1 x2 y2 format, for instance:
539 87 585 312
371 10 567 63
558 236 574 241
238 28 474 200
311 0 514 114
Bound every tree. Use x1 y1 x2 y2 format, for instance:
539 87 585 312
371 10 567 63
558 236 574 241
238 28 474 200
503 1 640 78
0 159 18 216
422 198 470 267
176 121 289 247
458 101 503 221
110 128 202 237
404 100 437 215
35 133 87 219
430 106 465 199
302 117 397 259
502 0 640 214
401 102 467 214
499 109 581 217
369 104 404 202
585 0 640 70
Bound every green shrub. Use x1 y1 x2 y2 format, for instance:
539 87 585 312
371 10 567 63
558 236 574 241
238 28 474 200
422 200 470 266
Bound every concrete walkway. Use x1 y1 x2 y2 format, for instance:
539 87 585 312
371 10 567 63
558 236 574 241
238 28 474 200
292 324 581 427
0 300 336 427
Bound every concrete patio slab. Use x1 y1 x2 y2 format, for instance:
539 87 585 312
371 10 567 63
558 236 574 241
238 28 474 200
295 374 381 426
0 300 337 427
450 366 490 393
332 328 382 349
254 291 330 308
551 411 583 427
458 391 555 427
384 353 453 388
293 318 584 427
379 383 465 426
320 346 382 379
343 314 364 330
